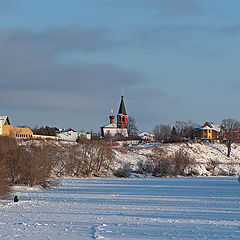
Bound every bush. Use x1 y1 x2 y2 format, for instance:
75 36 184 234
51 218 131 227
137 147 195 177
15 143 58 187
0 137 59 195
0 136 18 196
0 162 11 196
113 164 131 178
170 148 195 176
206 159 219 175
60 140 115 177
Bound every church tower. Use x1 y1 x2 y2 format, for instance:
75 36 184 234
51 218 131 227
117 93 128 129
109 109 115 124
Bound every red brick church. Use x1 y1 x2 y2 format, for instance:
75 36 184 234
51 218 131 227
101 94 128 138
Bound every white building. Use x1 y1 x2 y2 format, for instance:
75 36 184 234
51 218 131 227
138 132 155 142
101 94 128 138
57 128 91 142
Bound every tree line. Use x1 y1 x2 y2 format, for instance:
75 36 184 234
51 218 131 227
0 136 115 196
153 120 196 143
153 118 240 157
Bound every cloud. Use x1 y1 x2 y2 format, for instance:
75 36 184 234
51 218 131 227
124 23 234 59
0 90 105 113
129 25 207 49
221 25 240 34
103 0 202 17
0 0 8 11
160 0 201 16
0 26 110 53
0 26 145 113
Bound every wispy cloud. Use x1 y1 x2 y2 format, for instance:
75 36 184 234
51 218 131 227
160 0 201 16
0 26 144 112
104 0 202 17
0 0 9 11
221 25 240 34
0 26 110 54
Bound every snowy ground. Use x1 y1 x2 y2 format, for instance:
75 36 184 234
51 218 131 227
115 142 240 176
1 177 240 240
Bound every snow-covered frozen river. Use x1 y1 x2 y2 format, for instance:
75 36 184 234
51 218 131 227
1 177 240 239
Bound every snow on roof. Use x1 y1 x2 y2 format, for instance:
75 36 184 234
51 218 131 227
201 124 221 132
103 123 117 128
138 132 154 137
201 126 212 130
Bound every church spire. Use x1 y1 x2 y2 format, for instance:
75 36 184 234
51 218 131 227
118 92 127 115
117 93 128 129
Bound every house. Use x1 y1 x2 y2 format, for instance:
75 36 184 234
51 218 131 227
57 128 91 142
138 132 155 143
0 116 33 139
195 122 223 141
101 94 128 138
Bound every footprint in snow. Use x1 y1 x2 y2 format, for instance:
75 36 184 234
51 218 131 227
92 224 108 240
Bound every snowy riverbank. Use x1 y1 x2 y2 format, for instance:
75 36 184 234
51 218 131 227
114 142 240 176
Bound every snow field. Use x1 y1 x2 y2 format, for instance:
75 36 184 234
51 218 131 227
1 177 240 239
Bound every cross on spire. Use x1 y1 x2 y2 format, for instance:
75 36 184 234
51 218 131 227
118 93 127 115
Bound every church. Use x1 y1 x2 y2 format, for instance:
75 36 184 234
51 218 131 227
101 94 128 138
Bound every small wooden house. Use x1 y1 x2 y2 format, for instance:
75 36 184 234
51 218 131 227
195 122 223 142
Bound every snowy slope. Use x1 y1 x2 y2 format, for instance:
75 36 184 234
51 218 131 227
18 140 240 176
1 177 240 239
114 143 240 176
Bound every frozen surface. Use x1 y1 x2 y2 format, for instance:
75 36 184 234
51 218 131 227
1 177 240 239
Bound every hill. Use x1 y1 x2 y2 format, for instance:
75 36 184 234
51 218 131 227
114 142 240 176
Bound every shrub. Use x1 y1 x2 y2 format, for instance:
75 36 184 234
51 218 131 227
15 144 58 187
170 148 195 176
113 164 131 178
206 159 219 175
140 147 196 177
0 137 59 193
0 136 18 196
0 162 11 196
61 140 115 177
136 160 145 174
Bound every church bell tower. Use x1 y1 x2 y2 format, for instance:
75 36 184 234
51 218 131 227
117 93 128 129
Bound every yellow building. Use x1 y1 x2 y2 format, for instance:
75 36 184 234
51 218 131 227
195 122 223 141
0 116 33 139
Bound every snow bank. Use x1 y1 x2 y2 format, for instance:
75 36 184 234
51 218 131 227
114 143 240 176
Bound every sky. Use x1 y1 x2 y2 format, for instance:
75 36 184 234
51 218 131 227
1 0 240 132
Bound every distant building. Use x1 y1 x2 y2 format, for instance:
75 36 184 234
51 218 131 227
138 132 155 143
195 122 223 141
101 94 128 138
0 116 33 139
57 128 91 141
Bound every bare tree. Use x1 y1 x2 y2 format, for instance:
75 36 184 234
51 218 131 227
175 120 196 140
222 119 240 157
142 147 195 177
127 116 139 137
0 137 14 195
62 140 115 177
153 124 171 142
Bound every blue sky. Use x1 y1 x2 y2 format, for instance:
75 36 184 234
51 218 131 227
1 0 240 132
